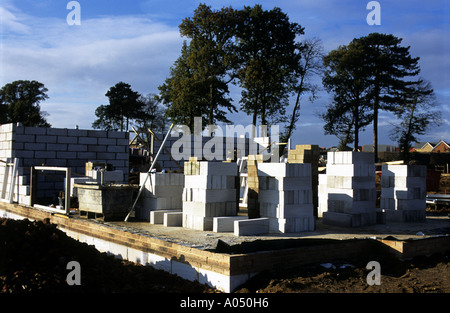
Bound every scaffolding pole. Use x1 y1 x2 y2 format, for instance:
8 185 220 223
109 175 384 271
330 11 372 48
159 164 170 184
124 123 174 222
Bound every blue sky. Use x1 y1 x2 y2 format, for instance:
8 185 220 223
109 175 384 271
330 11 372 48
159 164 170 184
1 0 449 148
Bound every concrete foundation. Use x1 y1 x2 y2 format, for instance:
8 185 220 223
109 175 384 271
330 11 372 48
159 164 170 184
1 202 449 293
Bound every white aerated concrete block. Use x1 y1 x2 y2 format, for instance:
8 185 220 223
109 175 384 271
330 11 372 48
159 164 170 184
182 201 236 217
326 164 375 177
271 216 315 233
381 164 427 177
139 172 184 219
182 188 237 203
150 210 181 224
327 151 374 165
322 152 377 227
234 218 270 236
318 174 328 218
257 163 311 178
199 161 238 176
182 214 213 231
182 161 238 231
184 175 235 190
164 212 182 227
213 216 248 232
380 165 426 222
256 162 315 233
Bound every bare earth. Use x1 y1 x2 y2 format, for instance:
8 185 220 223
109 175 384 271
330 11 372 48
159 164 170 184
1 215 449 294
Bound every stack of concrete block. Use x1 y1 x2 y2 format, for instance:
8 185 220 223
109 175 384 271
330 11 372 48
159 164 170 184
288 145 319 216
136 172 184 222
257 163 315 233
380 164 427 222
322 151 377 227
318 173 327 217
182 160 238 231
246 154 263 218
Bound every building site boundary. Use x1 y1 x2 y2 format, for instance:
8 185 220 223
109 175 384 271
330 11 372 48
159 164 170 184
1 202 449 292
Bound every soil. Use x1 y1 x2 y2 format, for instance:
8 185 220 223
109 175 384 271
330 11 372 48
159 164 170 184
234 252 450 293
0 217 215 293
1 217 449 294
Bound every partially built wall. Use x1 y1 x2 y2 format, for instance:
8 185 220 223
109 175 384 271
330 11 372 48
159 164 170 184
0 123 129 205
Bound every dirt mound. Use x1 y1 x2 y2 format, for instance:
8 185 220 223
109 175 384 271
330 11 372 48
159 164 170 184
0 218 214 293
235 253 450 293
2 217 449 294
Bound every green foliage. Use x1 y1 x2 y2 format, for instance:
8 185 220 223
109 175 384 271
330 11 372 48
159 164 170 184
282 38 323 144
159 42 209 130
353 33 421 160
159 4 305 131
390 79 441 161
93 82 167 132
321 33 424 156
0 80 51 127
161 5 239 130
235 5 304 126
93 82 141 131
321 42 373 149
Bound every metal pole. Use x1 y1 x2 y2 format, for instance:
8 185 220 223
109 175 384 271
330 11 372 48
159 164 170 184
124 123 174 222
65 167 71 215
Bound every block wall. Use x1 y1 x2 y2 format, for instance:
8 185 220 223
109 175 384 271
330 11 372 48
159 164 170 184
0 123 129 205
146 133 277 171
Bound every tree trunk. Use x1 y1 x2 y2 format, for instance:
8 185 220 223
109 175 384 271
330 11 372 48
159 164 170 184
373 82 380 162
208 80 215 126
286 77 304 142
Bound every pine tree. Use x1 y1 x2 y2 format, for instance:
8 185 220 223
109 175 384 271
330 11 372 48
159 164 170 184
390 79 441 161
0 80 51 127
355 33 421 161
321 42 373 150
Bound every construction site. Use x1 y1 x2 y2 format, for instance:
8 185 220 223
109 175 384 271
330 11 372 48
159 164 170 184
1 122 449 293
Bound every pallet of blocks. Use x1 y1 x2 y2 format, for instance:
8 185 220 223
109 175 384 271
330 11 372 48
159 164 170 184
322 151 377 227
182 159 238 231
288 145 320 216
136 172 184 222
380 164 427 222
257 162 315 233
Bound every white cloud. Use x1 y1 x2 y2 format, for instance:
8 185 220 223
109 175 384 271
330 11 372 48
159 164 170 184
0 6 30 34
1 5 183 129
1 1 448 146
